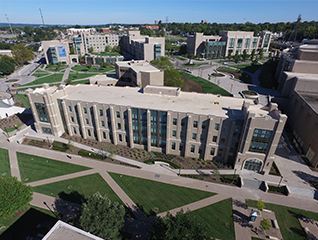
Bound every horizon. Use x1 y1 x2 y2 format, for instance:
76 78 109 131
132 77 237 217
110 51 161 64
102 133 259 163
0 0 316 26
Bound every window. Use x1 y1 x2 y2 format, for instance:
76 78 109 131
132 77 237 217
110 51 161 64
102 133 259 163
218 148 224 157
71 116 74 123
103 132 106 139
181 119 186 126
99 109 103 116
192 133 197 140
85 118 89 124
35 103 49 122
214 123 220 131
83 107 87 114
237 38 243 48
42 127 52 134
118 134 122 142
116 111 120 118
101 120 105 127
171 142 176 150
190 145 195 153
180 131 184 138
179 143 183 151
73 127 77 134
244 38 250 49
249 128 273 153
193 121 198 128
213 136 218 142
202 122 206 129
117 123 121 129
221 137 226 143
222 124 228 132
87 129 91 136
200 134 205 140
173 118 177 125
172 130 177 137
68 106 72 112
229 38 235 48
210 147 215 156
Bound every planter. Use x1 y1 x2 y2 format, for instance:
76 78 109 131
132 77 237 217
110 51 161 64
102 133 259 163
242 90 259 100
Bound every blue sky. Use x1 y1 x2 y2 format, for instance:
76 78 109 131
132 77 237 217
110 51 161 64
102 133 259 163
1 0 317 25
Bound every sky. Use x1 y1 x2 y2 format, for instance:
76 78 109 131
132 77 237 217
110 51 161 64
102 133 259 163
0 0 317 26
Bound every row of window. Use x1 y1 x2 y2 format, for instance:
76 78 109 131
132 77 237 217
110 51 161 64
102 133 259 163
172 118 220 130
170 141 217 156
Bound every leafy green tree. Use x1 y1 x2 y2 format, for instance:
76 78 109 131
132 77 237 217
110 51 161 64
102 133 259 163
140 28 154 37
241 49 248 61
0 177 33 218
213 168 220 180
260 219 271 231
65 78 72 85
104 45 111 52
10 43 34 65
227 50 232 60
250 49 256 61
86 63 92 70
256 199 265 211
268 52 272 58
233 51 240 64
79 192 125 239
150 209 208 240
151 57 173 70
0 61 15 75
70 46 75 54
259 48 264 59
89 47 94 53
112 45 120 53
164 68 185 90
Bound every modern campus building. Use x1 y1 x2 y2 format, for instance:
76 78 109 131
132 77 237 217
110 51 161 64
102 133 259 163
26 84 286 174
275 41 318 167
120 30 165 61
84 55 124 65
67 28 96 35
187 30 272 58
42 40 78 64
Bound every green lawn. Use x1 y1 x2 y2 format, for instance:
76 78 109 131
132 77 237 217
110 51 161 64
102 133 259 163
174 55 187 60
217 66 252 84
0 206 57 239
189 198 235 240
182 62 209 68
0 148 11 178
33 70 50 77
45 65 67 72
22 74 63 86
69 79 90 85
92 52 121 56
229 62 262 73
246 199 318 240
109 172 215 216
68 73 97 80
71 65 114 73
15 94 30 109
180 72 231 96
33 173 122 205
17 152 91 183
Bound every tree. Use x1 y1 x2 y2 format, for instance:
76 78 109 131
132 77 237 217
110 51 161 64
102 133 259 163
256 199 265 211
233 51 240 64
276 51 280 58
227 50 232 60
164 68 185 90
86 63 92 70
241 49 248 61
0 54 16 65
150 209 208 240
89 47 94 53
79 192 125 239
0 61 15 75
268 52 272 58
104 45 111 52
10 43 34 65
260 219 271 231
65 78 72 85
151 57 173 70
0 177 33 218
259 48 264 59
70 46 75 54
250 49 256 61
213 168 220 180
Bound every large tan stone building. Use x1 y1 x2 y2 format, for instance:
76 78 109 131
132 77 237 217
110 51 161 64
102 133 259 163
42 40 78 64
26 84 286 174
187 30 272 58
120 31 165 61
275 42 318 167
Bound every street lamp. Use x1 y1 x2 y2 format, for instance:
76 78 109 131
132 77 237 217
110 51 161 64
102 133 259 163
47 137 51 148
43 202 60 219
277 175 283 190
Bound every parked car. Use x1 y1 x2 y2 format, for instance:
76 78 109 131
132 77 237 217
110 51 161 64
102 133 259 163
12 83 20 87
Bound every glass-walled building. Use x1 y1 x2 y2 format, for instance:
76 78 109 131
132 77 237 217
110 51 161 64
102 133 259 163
26 84 286 174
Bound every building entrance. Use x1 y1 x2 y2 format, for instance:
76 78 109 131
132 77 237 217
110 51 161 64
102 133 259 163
243 159 262 172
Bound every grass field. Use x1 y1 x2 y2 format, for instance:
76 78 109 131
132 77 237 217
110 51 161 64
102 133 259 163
33 70 50 77
68 73 97 80
109 172 215 216
33 173 122 205
246 199 318 240
0 148 11 178
180 72 231 96
69 79 90 85
71 65 114 73
45 65 67 72
229 62 262 73
15 94 30 109
189 198 235 240
22 74 63 86
17 152 91 183
174 55 187 60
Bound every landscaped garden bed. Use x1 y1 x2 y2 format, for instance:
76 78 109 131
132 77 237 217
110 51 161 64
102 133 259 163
181 174 241 187
217 66 252 84
268 185 288 196
269 161 281 176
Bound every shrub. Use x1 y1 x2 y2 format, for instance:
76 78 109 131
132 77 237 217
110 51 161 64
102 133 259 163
78 149 106 160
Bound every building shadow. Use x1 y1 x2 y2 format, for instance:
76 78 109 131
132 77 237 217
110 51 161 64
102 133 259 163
233 199 248 209
58 190 86 205
54 198 81 221
233 210 252 228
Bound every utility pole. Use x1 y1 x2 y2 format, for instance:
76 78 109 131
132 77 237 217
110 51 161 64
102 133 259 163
39 8 45 27
166 16 170 41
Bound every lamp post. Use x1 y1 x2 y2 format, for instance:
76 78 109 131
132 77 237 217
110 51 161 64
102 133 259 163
43 201 59 219
277 175 283 190
47 137 51 148
178 158 181 176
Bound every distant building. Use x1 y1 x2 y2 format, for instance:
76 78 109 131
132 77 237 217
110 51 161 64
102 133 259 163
201 20 208 24
0 49 12 57
120 30 165 61
155 20 163 25
85 54 124 65
67 28 96 35
275 42 318 167
100 28 110 33
42 40 78 64
187 30 272 58
26 83 286 174
141 25 159 31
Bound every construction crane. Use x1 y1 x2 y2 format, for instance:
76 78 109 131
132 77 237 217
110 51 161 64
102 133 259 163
39 8 45 27
288 14 302 43
5 14 15 36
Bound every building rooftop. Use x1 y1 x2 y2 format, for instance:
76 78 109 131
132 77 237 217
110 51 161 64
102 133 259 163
33 85 273 119
298 91 318 114
116 60 161 73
